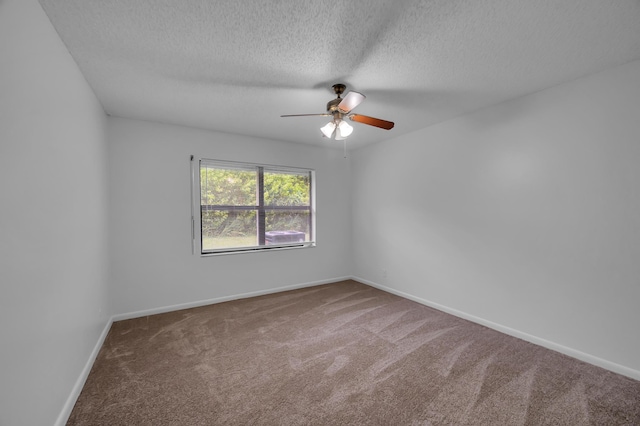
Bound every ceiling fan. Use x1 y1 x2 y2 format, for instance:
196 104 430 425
281 84 394 140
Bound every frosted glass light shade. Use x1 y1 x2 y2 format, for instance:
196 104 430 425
320 122 336 138
338 120 353 137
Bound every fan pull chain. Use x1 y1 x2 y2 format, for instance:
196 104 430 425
344 139 347 158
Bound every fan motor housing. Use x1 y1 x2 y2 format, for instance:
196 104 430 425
326 98 342 113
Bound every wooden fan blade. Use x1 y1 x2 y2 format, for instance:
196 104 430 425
281 113 331 117
338 91 365 113
349 114 394 130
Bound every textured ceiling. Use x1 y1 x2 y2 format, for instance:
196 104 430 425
38 0 640 149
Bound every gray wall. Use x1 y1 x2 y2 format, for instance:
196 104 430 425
2 1 640 424
0 1 110 425
351 59 640 376
107 117 352 316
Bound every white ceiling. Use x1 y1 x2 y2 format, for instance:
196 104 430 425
38 0 640 150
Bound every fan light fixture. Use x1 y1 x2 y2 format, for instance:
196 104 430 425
320 119 353 140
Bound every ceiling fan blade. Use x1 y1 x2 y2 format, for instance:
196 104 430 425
338 91 365 113
349 114 394 130
281 113 331 117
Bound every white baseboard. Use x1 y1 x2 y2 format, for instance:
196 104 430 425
352 275 640 381
58 274 638 426
57 276 351 425
55 316 114 426
112 276 352 322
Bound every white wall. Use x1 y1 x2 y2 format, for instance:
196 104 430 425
351 59 640 376
0 1 110 425
2 2 638 423
108 117 351 316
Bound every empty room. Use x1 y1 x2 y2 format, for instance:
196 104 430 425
2 0 640 424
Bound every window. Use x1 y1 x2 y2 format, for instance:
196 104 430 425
191 158 315 255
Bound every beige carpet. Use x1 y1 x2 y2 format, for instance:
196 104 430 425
68 280 640 425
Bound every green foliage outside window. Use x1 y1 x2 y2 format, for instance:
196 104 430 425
200 166 311 248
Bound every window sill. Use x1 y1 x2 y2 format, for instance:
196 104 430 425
200 242 316 257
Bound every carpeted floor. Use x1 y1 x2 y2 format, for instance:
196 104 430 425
68 280 640 425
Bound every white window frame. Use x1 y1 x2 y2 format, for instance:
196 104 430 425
191 156 316 256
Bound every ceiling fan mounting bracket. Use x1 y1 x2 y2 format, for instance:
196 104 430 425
332 84 346 97
327 84 347 113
